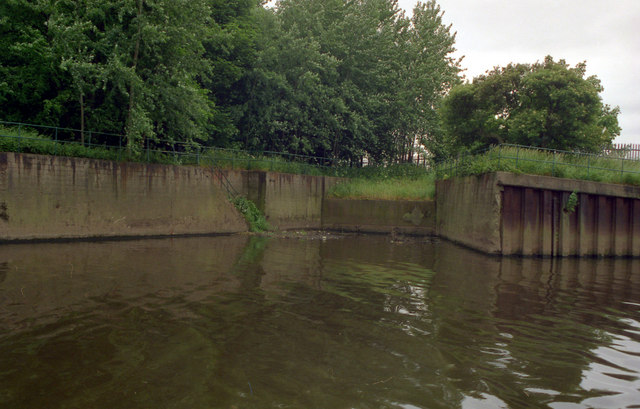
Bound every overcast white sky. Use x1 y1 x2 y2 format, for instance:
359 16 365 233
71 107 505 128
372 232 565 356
398 0 640 144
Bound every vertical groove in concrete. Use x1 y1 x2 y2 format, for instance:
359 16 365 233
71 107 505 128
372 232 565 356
542 190 554 256
558 192 572 256
578 194 595 256
522 188 540 256
614 198 631 256
501 187 523 255
596 196 613 256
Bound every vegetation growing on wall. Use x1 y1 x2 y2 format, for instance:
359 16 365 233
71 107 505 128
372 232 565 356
232 196 271 232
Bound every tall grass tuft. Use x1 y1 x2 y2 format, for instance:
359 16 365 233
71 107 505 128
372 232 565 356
328 164 435 200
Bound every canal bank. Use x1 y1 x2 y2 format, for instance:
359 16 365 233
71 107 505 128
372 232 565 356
2 152 640 256
0 152 343 241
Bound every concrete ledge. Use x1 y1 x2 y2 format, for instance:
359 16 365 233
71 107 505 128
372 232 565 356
322 198 435 235
495 171 640 199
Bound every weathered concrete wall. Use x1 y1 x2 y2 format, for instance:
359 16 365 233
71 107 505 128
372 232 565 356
221 170 343 230
0 152 247 241
322 198 435 235
435 174 503 254
436 172 640 257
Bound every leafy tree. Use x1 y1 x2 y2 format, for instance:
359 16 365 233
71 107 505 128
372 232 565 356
90 0 215 149
0 0 70 126
237 0 459 163
204 0 263 147
3 0 221 150
439 56 620 156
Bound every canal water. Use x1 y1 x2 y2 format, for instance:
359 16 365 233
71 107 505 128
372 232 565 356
1 234 639 408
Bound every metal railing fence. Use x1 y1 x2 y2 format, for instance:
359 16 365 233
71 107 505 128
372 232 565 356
3 120 639 183
0 120 352 176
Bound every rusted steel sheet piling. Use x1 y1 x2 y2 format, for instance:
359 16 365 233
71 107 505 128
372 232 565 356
436 172 640 257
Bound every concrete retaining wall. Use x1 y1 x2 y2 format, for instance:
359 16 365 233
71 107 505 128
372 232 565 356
322 198 435 235
0 152 247 241
221 170 343 230
435 174 502 254
436 172 640 257
4 151 640 257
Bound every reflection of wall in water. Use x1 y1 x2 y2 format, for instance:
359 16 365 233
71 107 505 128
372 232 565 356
0 236 249 331
431 242 640 399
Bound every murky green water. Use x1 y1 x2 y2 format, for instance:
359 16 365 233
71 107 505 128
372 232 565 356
1 234 640 408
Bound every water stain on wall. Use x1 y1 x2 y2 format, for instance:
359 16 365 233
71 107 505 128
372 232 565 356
0 202 8 222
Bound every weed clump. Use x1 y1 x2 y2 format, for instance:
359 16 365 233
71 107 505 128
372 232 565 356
231 196 270 232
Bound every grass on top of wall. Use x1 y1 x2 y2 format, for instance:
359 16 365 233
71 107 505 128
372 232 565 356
0 125 172 163
436 145 640 186
328 165 436 201
0 124 350 176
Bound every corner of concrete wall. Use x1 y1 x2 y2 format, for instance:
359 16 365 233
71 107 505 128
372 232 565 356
435 173 502 254
218 170 346 231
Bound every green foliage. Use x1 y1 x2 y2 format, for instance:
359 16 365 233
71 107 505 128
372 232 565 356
564 191 579 214
328 174 435 201
200 148 327 175
2 0 460 163
439 56 620 158
237 0 459 163
0 125 187 164
328 163 435 200
231 196 270 232
0 0 69 125
1 0 258 150
435 145 640 186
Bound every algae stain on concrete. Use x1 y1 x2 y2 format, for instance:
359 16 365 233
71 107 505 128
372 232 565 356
402 207 424 226
0 202 8 222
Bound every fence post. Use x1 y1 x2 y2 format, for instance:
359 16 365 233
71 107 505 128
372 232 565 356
17 123 22 152
621 157 624 182
552 151 556 177
516 146 519 169
146 137 150 162
54 127 58 156
587 155 590 178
